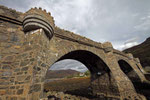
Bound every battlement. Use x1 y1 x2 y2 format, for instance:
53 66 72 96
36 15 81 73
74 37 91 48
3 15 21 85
23 7 55 39
24 7 55 27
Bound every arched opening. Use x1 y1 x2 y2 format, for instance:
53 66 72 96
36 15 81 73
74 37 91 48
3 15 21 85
44 50 120 99
118 60 150 99
44 59 92 98
118 60 141 82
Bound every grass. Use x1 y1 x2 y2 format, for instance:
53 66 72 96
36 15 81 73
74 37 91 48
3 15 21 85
44 77 90 92
44 77 98 98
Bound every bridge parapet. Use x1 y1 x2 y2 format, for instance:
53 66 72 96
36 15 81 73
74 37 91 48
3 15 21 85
102 42 113 53
54 26 103 49
113 49 129 58
0 5 22 20
126 53 134 59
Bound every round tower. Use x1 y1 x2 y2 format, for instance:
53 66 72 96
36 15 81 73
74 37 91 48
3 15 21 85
23 7 55 39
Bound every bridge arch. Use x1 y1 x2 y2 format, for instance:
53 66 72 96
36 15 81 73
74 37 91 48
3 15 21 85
56 50 109 74
118 60 143 94
118 59 141 82
44 50 120 98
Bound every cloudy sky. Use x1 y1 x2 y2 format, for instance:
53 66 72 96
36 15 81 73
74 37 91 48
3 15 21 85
50 59 88 72
0 0 150 71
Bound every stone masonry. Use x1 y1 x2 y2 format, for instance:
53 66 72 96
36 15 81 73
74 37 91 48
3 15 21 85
0 5 149 100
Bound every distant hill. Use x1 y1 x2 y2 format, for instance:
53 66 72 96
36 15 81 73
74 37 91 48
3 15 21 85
45 69 81 79
124 37 150 68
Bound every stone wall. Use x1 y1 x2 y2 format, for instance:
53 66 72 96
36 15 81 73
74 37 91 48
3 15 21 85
0 5 148 100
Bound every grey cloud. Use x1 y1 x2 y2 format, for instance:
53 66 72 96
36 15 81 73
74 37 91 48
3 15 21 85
50 59 88 72
0 0 32 12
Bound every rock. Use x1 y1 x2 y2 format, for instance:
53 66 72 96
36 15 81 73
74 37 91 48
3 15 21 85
21 67 28 71
17 89 23 95
2 65 11 69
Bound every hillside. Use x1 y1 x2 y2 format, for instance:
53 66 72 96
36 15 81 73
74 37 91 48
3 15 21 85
45 69 80 79
124 37 150 68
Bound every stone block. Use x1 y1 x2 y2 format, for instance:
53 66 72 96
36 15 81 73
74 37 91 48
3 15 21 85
0 90 6 95
135 58 140 63
102 42 113 48
29 84 41 93
102 42 113 52
2 65 11 69
17 89 23 95
126 53 133 59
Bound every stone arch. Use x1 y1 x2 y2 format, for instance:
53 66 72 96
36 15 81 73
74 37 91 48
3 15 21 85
56 50 109 74
118 60 142 81
118 60 142 93
115 55 147 81
43 50 120 98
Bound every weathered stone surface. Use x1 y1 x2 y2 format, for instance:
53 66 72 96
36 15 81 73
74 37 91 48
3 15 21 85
20 61 29 66
0 86 8 89
127 53 134 59
4 55 14 62
0 82 9 85
10 34 19 42
10 86 15 89
2 65 11 69
135 58 140 63
0 5 148 100
1 77 9 80
41 63 47 67
25 76 31 81
16 72 23 75
0 9 4 13
29 84 41 93
2 71 12 76
21 67 28 71
103 42 113 52
0 34 8 42
14 68 20 72
33 66 41 71
17 89 23 95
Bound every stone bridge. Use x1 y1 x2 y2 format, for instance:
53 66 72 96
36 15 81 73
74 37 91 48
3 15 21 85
0 6 149 100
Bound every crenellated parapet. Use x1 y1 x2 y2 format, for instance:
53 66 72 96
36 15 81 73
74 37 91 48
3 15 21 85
23 7 55 39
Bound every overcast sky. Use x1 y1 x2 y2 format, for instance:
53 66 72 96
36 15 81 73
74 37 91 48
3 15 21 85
50 59 88 72
0 0 150 71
